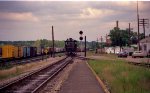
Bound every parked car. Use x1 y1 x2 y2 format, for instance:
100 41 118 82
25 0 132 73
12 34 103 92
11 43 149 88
117 51 128 57
132 51 147 58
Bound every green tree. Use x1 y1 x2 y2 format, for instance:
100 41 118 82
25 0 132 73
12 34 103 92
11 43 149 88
109 27 129 47
109 27 145 47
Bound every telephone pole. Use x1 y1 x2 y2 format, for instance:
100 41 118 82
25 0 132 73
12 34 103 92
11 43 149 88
116 20 119 28
100 36 103 53
137 0 140 50
128 23 131 46
52 26 55 58
139 19 149 38
84 36 86 57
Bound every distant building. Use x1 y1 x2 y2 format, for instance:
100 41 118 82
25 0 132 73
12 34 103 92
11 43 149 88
105 46 121 54
139 37 150 56
105 46 134 55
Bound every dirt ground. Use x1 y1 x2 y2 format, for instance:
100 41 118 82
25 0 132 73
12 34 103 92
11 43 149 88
88 54 150 64
125 56 150 63
87 55 116 60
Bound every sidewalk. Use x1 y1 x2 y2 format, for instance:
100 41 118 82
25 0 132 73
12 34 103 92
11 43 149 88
59 60 104 93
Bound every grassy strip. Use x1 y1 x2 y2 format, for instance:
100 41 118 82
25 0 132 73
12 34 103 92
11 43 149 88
88 59 150 93
0 59 55 81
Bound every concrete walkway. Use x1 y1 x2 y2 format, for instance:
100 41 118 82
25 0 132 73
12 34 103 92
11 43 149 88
59 60 104 93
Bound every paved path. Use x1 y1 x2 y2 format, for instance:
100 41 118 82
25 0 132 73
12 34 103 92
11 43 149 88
59 60 104 93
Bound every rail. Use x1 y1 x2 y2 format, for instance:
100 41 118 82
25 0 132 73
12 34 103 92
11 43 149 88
0 57 72 93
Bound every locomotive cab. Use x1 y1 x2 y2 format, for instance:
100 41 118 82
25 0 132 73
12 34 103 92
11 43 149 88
65 38 77 56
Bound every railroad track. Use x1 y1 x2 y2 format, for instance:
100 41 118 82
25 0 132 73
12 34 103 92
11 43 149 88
0 57 73 93
0 56 47 66
0 53 65 67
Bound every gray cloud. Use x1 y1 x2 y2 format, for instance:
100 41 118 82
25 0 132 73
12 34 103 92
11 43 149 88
0 1 150 41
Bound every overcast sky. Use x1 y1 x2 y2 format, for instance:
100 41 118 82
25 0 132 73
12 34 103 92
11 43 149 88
0 1 150 41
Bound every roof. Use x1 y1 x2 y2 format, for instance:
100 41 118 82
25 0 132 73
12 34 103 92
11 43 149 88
139 37 150 43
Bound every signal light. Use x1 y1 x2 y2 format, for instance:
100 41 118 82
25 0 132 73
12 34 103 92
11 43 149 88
79 37 83 40
79 31 83 35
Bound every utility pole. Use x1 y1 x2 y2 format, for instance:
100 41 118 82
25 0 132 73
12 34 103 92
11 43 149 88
116 20 119 28
137 0 140 51
128 23 131 46
84 36 86 57
116 20 122 52
52 26 55 58
100 36 103 53
105 34 108 46
139 18 149 38
95 38 98 54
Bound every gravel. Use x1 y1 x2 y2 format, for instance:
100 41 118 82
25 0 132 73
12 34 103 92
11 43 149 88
39 59 78 93
0 57 65 87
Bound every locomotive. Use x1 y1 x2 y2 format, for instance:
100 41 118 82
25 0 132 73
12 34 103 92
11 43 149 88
65 38 77 56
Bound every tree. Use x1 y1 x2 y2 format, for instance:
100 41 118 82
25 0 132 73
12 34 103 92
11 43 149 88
109 27 145 47
109 27 129 47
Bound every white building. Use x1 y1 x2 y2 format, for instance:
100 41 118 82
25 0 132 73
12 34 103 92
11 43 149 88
105 46 121 54
105 46 134 54
139 37 150 56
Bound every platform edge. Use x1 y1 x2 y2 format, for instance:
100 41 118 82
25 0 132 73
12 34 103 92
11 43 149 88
86 61 110 93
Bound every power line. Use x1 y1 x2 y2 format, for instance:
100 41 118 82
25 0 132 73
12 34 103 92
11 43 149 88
139 18 149 38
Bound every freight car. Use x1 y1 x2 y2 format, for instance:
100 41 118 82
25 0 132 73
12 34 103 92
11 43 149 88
55 48 65 53
2 45 14 59
0 47 2 58
0 44 65 62
46 47 64 54
0 45 38 61
14 46 23 58
0 47 1 62
37 47 42 56
30 47 37 57
65 38 77 56
23 47 27 58
23 46 37 58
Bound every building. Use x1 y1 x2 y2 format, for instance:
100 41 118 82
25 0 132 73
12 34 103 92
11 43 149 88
139 37 150 56
105 46 121 54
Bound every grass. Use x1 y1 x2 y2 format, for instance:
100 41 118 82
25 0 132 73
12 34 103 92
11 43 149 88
88 59 150 93
87 51 117 58
0 64 13 70
0 60 53 81
87 51 95 56
0 56 64 81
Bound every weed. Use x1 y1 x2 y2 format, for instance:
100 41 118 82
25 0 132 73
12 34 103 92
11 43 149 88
88 59 150 93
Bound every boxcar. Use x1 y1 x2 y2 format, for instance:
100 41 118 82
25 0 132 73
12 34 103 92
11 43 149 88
27 47 31 57
2 45 14 59
48 47 56 54
23 47 27 58
0 47 2 57
30 47 37 57
37 47 42 56
14 46 23 58
48 47 52 54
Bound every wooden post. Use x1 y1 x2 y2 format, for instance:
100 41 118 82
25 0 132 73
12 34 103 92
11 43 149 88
52 26 55 58
85 36 86 57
